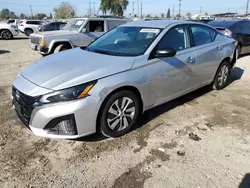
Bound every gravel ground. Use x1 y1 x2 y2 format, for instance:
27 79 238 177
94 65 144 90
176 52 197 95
0 35 250 188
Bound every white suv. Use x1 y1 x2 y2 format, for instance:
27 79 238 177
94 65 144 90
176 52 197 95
0 23 19 40
18 20 45 36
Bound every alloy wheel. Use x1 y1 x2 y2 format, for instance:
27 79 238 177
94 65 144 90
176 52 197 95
2 31 12 39
218 65 229 86
107 97 135 132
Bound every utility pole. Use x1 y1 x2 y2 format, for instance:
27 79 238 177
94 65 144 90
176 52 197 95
93 2 96 16
173 5 175 18
89 1 91 17
140 3 143 18
178 0 182 19
246 0 249 15
132 2 135 17
29 5 33 19
200 7 202 15
137 0 139 17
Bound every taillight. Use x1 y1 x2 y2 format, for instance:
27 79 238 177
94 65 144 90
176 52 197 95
224 29 232 37
19 24 24 26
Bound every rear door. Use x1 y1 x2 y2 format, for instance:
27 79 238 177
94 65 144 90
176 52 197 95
190 24 224 83
148 24 197 106
78 20 105 46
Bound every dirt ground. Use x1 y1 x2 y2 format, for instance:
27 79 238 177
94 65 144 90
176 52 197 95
0 35 250 188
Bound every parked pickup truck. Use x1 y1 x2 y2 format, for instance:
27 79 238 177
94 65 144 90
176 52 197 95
29 17 129 56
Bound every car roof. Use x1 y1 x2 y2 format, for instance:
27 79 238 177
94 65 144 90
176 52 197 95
122 20 193 28
208 19 248 28
72 17 129 21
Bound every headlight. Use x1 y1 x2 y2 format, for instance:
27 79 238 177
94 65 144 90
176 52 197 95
39 81 96 104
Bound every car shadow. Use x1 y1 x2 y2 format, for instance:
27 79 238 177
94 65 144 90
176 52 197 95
75 66 245 142
0 50 10 54
12 37 29 40
239 173 250 188
228 67 244 85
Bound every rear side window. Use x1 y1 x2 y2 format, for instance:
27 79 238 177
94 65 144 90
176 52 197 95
191 25 217 46
107 20 126 30
85 21 105 32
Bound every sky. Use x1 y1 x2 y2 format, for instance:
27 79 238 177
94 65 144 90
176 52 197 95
0 0 248 17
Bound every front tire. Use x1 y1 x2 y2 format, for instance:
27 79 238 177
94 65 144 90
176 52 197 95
99 90 141 138
25 29 33 36
1 30 13 40
54 44 70 53
212 61 230 90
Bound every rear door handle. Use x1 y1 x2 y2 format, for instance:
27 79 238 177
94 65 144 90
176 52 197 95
188 56 195 63
217 45 223 51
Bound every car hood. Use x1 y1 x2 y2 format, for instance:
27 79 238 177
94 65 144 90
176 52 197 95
0 23 10 28
21 48 136 90
33 30 77 37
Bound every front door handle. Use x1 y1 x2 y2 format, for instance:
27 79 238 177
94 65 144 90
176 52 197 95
188 56 195 63
217 45 223 51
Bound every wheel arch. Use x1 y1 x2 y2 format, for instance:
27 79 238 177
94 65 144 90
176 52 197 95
96 85 144 131
49 40 74 53
213 57 231 81
24 27 33 32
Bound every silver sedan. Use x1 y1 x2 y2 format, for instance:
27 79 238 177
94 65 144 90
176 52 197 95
12 20 237 139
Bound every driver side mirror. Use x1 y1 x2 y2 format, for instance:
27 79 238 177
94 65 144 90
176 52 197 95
155 48 176 58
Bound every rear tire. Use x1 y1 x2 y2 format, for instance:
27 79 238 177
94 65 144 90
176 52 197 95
54 44 70 53
24 29 33 36
212 61 230 90
1 30 13 40
99 90 141 138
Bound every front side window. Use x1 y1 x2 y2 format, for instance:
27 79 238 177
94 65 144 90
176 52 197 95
62 19 85 31
87 27 162 56
191 25 217 46
85 21 105 32
158 25 190 51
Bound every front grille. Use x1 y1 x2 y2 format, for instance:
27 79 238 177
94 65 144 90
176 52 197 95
12 87 40 126
30 36 40 44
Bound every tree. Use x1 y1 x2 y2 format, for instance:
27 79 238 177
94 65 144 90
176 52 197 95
160 13 165 18
176 14 181 18
167 8 171 18
100 0 129 16
20 13 26 19
205 12 209 16
0 8 10 19
54 2 75 19
9 11 17 19
34 13 47 20
50 13 53 19
146 14 151 18
154 15 159 19
186 12 192 17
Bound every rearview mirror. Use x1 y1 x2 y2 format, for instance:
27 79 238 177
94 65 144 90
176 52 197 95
155 48 176 58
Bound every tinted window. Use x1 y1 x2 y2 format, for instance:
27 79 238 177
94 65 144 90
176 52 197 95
7 20 15 24
191 25 217 46
107 20 126 30
240 21 250 34
158 25 190 51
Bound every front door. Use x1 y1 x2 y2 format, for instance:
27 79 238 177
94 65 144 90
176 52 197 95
148 24 198 106
78 20 105 46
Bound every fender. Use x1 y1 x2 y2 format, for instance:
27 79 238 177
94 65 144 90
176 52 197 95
48 39 74 53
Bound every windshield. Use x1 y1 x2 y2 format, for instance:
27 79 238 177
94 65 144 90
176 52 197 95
62 19 85 31
87 27 162 56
